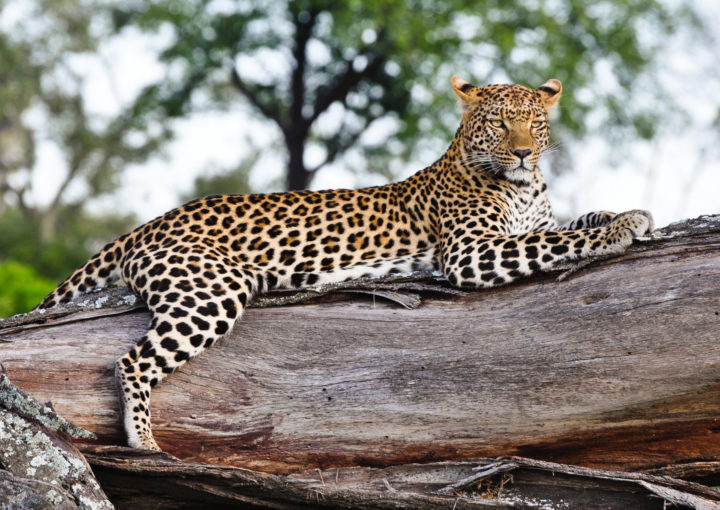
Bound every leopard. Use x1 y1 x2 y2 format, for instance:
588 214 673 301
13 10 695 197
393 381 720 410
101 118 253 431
34 74 654 451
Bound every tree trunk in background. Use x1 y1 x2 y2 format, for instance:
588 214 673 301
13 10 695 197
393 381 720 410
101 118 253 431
39 205 58 243
286 132 308 191
284 7 315 191
1 215 720 508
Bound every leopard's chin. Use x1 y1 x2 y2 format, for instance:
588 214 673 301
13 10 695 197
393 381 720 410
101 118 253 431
502 166 535 185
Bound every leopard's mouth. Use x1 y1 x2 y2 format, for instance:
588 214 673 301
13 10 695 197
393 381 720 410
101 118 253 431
502 165 535 185
509 162 535 173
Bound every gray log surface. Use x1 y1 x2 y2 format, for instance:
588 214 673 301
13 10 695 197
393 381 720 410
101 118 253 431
0 370 113 509
0 214 719 476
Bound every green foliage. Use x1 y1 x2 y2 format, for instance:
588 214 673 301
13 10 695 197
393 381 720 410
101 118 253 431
0 262 56 317
0 208 136 283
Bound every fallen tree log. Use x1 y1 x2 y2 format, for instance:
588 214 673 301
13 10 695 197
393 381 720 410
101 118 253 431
0 215 719 477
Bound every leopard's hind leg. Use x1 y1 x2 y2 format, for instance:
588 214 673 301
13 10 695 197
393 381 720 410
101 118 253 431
115 271 252 450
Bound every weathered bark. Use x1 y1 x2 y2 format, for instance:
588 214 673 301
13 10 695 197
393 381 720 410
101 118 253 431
0 370 113 509
0 215 719 479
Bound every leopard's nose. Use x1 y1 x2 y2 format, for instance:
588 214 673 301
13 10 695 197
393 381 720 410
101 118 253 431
513 148 532 159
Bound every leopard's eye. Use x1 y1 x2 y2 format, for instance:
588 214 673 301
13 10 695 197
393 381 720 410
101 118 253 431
531 120 544 128
488 119 504 128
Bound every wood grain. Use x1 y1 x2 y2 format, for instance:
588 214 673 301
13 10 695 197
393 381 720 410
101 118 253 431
1 215 719 474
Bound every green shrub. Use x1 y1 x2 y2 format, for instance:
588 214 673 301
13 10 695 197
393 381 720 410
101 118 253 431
0 261 57 318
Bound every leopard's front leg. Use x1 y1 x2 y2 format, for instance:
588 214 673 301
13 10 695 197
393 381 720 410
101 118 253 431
442 209 654 288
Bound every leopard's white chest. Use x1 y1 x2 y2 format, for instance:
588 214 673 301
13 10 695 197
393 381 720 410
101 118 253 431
505 184 553 235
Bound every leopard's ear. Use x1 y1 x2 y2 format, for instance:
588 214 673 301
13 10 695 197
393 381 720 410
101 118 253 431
451 75 479 107
536 79 562 108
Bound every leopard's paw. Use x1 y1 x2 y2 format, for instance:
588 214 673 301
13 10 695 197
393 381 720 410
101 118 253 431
612 209 655 237
598 209 654 254
126 430 161 451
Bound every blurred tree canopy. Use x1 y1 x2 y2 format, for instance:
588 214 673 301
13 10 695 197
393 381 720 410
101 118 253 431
111 0 685 191
0 0 164 294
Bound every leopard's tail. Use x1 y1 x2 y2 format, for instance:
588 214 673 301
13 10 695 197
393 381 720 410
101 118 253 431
34 235 129 311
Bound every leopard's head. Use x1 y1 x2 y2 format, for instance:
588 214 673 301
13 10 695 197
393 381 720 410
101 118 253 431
451 75 561 185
